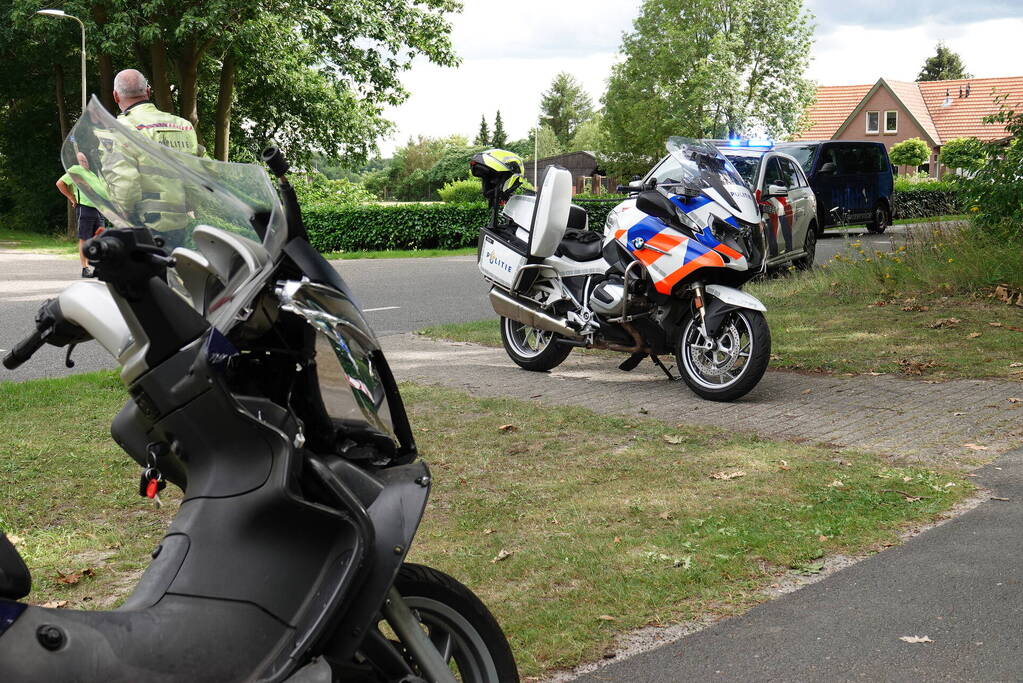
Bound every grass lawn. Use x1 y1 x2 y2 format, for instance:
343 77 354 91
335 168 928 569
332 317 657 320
824 215 966 232
0 227 78 256
1 372 972 676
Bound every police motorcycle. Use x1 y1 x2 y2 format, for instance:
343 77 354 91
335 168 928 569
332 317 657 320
0 98 518 683
473 138 770 402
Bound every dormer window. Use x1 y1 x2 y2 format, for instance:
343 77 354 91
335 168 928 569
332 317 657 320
884 111 898 133
866 111 880 134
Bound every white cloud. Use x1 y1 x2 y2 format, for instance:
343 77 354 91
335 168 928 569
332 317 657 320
376 1 1022 156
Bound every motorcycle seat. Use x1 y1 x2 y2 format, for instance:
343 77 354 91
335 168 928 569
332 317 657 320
0 533 30 600
555 229 603 262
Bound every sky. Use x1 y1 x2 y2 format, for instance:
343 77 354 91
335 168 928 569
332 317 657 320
377 0 1023 156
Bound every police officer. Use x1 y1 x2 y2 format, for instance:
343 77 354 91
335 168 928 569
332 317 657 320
104 69 202 248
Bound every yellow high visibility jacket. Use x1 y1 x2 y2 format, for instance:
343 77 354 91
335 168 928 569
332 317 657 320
101 102 201 233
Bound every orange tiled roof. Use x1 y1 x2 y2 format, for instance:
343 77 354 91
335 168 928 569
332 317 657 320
794 76 1023 144
918 77 1023 142
792 84 872 140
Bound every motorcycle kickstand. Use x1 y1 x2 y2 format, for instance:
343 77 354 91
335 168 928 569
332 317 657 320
650 354 682 381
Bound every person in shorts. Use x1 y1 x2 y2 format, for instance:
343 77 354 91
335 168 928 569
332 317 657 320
56 152 108 277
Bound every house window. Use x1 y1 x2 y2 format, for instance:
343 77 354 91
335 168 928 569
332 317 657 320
866 111 879 134
884 110 898 133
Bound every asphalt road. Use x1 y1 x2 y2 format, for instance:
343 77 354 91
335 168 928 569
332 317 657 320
0 226 907 382
573 448 1023 682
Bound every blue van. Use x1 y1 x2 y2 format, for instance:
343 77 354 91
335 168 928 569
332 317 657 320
774 140 895 234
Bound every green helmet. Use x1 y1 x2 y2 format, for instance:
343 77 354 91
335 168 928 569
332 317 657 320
470 149 525 203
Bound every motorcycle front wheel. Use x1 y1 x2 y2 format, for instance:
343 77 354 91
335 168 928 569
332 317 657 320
499 316 572 372
675 308 771 402
370 563 520 683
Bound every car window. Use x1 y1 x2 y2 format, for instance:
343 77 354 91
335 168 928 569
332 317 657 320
776 144 817 174
763 157 786 187
829 144 885 174
779 158 803 188
723 155 761 187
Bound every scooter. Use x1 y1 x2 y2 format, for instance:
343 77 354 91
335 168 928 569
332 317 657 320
473 138 771 402
0 98 518 683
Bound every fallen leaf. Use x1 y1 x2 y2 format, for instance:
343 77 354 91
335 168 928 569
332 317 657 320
81 568 95 578
963 443 990 451
796 560 825 575
770 354 782 361
944 482 956 488
596 615 617 621
802 388 812 395
662 434 684 445
967 332 982 339
657 511 672 520
902 476 913 483
497 424 517 432
602 651 617 659
1010 362 1023 368
709 470 746 481
491 549 513 563
989 322 1004 327
6 534 22 545
41 600 68 609
1008 398 1022 404
900 635 934 644
55 571 82 586
638 407 649 414
953 411 965 416
613 536 621 543
927 317 960 329
818 535 829 542
868 371 886 376
828 480 844 487
778 459 790 471
483 528 495 535
990 496 1010 502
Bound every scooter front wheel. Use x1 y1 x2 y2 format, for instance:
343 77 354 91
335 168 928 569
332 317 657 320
372 563 520 683
675 309 771 402
500 316 572 372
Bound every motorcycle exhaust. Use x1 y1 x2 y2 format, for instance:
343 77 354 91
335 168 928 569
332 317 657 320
489 288 582 339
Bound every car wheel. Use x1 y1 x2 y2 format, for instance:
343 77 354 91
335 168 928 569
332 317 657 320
866 205 889 234
795 223 817 270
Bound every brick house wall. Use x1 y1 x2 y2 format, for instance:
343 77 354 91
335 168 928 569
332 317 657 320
833 87 939 175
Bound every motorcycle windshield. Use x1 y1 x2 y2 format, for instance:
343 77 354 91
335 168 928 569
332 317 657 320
60 97 287 298
665 137 760 225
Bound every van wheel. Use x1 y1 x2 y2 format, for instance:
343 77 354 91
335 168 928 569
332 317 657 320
866 205 889 234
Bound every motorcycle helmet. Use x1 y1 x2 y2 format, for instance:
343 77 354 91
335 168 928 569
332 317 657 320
470 149 525 205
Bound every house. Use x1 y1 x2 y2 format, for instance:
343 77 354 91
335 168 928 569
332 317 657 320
525 150 604 189
793 76 1023 175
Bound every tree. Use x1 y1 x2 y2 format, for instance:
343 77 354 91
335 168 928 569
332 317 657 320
966 101 1023 236
492 110 508 147
889 138 931 169
475 115 490 146
938 137 987 172
529 124 562 161
540 73 594 145
917 42 970 82
601 0 815 175
567 114 606 154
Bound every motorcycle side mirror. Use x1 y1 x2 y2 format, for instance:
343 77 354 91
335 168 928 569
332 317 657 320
636 190 678 226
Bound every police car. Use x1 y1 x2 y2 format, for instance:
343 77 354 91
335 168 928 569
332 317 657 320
716 139 819 271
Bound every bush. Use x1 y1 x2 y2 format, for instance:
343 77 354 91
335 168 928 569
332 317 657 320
304 203 489 252
964 106 1023 239
939 137 988 172
895 187 964 219
438 177 484 204
889 137 931 167
291 172 376 206
574 193 628 229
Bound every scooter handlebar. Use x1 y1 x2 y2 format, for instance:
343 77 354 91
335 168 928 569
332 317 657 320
2 327 45 370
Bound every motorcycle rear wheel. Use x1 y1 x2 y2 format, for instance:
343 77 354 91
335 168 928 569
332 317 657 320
500 316 572 372
379 563 520 683
675 309 771 402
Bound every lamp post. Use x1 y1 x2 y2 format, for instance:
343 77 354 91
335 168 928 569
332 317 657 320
533 114 553 186
36 9 86 115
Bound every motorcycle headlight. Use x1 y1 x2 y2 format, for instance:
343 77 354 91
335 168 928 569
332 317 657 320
605 210 619 234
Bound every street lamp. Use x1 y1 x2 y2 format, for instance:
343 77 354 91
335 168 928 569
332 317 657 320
36 9 86 115
533 114 553 187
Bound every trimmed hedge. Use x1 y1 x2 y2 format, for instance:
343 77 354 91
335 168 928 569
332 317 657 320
304 197 630 253
894 188 964 220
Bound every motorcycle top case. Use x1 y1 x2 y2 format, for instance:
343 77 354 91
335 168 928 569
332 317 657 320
478 229 527 290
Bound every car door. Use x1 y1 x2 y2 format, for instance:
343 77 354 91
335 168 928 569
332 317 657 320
778 156 812 257
759 156 796 259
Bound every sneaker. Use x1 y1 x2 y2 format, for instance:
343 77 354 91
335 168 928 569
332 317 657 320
81 267 94 278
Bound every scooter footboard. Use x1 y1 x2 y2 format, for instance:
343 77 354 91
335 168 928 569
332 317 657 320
0 594 290 682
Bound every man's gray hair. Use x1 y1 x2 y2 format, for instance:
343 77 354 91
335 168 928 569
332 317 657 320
113 69 150 98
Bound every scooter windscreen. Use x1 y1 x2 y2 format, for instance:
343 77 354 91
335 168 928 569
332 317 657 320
665 136 760 225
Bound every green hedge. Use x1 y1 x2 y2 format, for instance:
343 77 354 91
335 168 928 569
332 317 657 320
894 188 964 220
304 202 490 252
304 197 631 253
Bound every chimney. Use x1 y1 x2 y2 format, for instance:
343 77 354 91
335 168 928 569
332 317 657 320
965 83 971 98
959 85 963 97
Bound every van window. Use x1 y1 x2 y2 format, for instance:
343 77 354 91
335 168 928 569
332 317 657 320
777 144 817 174
831 144 885 174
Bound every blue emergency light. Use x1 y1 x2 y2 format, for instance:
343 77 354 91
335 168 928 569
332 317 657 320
726 137 774 149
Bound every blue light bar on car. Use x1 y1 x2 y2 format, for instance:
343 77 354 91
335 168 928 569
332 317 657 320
724 138 774 149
